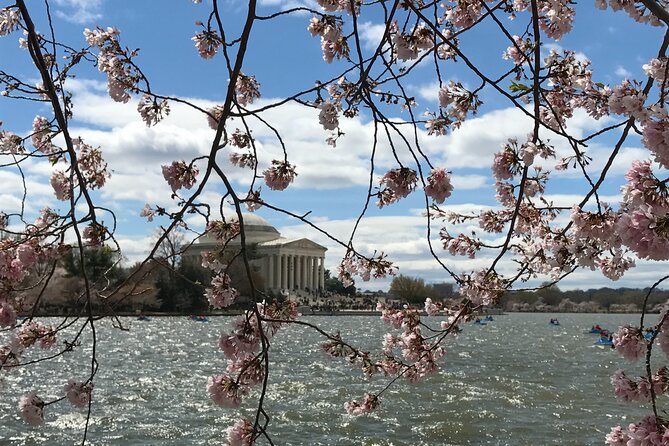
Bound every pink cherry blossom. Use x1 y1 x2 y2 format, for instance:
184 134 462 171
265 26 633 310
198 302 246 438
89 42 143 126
612 325 647 361
64 380 93 408
0 130 23 153
140 204 155 221
605 425 630 446
378 168 417 207
344 392 380 415
641 118 669 169
318 101 339 131
618 204 669 261
263 160 297 191
608 80 648 122
459 269 506 306
207 374 246 408
205 220 241 242
31 116 55 154
492 142 520 181
161 161 199 192
205 273 239 308
229 151 256 169
424 298 440 316
16 243 37 268
502 35 532 65
0 343 19 369
0 301 17 328
235 73 261 107
538 0 574 40
207 105 225 130
244 190 262 212
137 94 170 127
0 7 20 36
50 171 72 201
18 391 44 425
17 321 56 349
226 353 265 385
424 168 453 204
443 233 481 258
192 30 221 59
438 81 480 123
226 418 255 446
230 129 252 148
659 318 669 359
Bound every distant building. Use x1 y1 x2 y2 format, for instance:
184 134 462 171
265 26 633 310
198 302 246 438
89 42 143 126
184 214 327 293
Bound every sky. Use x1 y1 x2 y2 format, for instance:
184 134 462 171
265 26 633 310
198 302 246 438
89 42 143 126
0 0 667 292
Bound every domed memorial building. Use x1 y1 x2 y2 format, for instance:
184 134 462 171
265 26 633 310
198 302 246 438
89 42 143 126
184 214 327 293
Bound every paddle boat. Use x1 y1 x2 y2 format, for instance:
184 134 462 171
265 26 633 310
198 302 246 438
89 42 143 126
593 335 614 348
549 318 560 326
137 315 151 321
189 315 209 322
484 315 494 322
644 329 655 340
473 318 487 325
586 325 608 335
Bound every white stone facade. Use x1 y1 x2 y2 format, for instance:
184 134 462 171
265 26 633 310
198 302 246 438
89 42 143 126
184 214 327 292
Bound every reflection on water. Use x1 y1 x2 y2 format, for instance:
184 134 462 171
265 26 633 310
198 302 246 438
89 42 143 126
0 313 657 445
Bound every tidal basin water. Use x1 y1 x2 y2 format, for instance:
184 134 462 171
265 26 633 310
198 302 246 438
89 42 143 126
0 313 659 445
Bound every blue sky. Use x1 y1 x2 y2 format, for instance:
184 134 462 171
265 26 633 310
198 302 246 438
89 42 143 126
1 0 667 292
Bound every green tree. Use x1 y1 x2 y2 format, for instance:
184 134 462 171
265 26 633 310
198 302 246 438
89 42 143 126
389 275 431 304
62 245 125 287
155 258 211 312
324 269 356 296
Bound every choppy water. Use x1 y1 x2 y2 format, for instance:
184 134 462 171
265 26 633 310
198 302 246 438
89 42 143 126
0 313 660 445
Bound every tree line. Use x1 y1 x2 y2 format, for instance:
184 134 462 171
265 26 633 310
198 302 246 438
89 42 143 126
389 275 669 312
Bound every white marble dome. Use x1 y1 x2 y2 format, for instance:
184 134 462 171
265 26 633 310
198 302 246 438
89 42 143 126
229 214 281 244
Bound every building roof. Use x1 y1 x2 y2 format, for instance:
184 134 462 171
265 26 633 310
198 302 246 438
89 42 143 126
258 237 327 252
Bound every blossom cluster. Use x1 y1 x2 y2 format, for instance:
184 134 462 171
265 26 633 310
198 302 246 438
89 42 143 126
308 15 347 64
330 301 464 414
262 160 297 191
209 301 299 442
389 22 433 61
0 7 20 37
205 273 239 308
192 29 222 59
85 27 170 127
606 416 669 445
161 160 199 193
337 251 396 288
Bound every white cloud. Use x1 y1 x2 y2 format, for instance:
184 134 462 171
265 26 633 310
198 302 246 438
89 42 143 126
451 174 488 190
415 81 440 103
358 21 388 50
54 0 104 24
275 211 669 292
615 66 632 78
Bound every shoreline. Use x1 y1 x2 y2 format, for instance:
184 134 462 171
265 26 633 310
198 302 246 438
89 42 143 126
18 309 658 318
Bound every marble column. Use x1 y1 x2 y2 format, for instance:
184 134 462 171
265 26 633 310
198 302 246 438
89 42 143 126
312 256 318 291
281 254 287 290
295 256 301 290
268 255 274 291
290 255 296 290
301 255 306 289
274 254 281 289
319 257 325 290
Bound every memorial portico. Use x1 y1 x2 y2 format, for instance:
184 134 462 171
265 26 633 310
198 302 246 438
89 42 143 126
184 214 327 293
